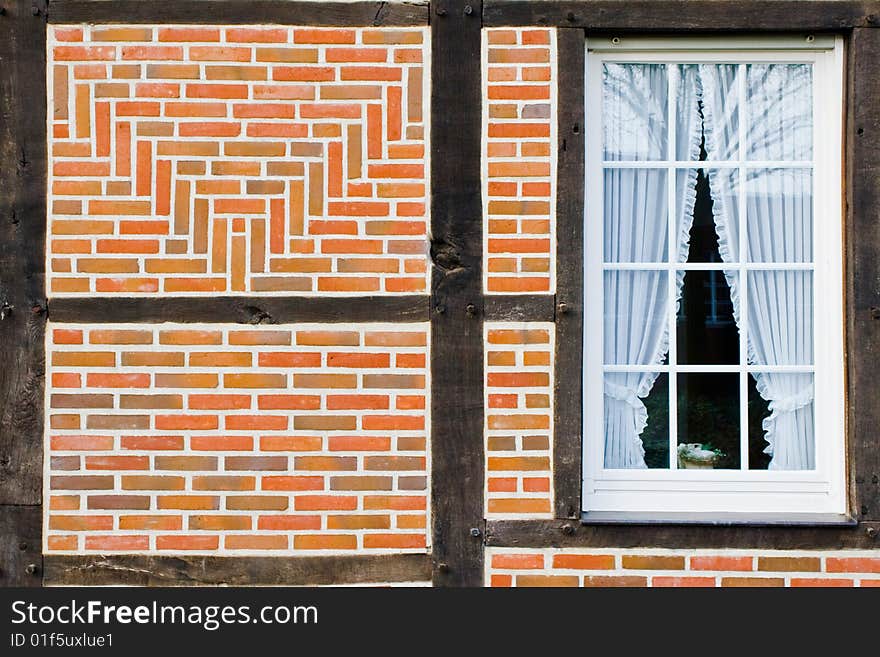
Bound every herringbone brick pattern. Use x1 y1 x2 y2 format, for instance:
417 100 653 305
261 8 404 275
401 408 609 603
484 323 554 518
483 28 556 294
45 323 429 554
48 25 429 296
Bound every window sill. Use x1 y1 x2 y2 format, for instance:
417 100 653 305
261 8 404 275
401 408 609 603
580 511 856 527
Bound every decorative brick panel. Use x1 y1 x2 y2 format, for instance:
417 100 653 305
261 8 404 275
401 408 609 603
483 28 556 294
487 548 880 587
45 323 429 554
484 323 554 518
48 25 429 296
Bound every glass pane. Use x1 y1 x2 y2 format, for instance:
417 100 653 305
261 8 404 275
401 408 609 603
677 270 739 365
604 168 668 262
604 372 669 469
603 63 668 161
604 270 669 365
699 64 741 162
746 168 812 263
675 64 703 161
678 168 738 263
703 167 740 262
746 63 813 161
748 372 814 470
677 373 740 470
747 270 813 366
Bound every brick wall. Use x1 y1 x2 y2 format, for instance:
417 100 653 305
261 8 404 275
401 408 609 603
48 25 429 295
38 21 878 585
45 323 429 554
487 548 880 587
484 323 554 518
483 28 556 294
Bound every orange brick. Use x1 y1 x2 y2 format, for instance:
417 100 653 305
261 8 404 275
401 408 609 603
517 575 579 587
157 535 220 550
294 28 356 44
85 536 149 551
826 557 880 573
791 578 854 587
757 556 821 572
263 476 324 491
721 577 785 587
493 554 545 570
158 27 220 42
155 415 218 430
226 535 288 550
487 499 551 514
690 555 754 571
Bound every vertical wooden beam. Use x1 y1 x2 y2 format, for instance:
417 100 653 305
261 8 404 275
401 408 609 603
0 1 47 508
0 1 47 587
430 0 485 586
0 506 42 587
553 28 586 520
847 28 880 522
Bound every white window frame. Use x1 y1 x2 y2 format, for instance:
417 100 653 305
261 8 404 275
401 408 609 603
582 36 846 518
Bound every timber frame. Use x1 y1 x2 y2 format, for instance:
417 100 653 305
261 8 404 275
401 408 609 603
0 0 878 589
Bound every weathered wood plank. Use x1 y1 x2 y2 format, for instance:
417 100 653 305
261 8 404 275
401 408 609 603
44 553 431 586
554 28 586 520
49 0 430 25
483 0 880 30
49 296 430 325
0 506 43 587
486 519 880 550
847 28 880 521
430 0 485 587
484 294 555 322
0 0 47 506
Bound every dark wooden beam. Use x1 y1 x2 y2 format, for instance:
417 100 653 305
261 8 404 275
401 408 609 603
49 296 430 324
0 0 47 507
847 28 880 521
44 553 431 586
553 28 586 520
48 0 430 25
0 506 43 587
484 294 555 322
430 0 484 587
486 519 880 550
483 0 880 30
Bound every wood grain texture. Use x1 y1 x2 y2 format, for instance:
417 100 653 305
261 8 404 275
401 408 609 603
486 519 880 550
483 0 880 29
0 506 43 587
49 296 431 324
49 0 430 25
554 28 585 520
44 553 431 586
847 28 880 521
0 0 47 506
430 0 485 587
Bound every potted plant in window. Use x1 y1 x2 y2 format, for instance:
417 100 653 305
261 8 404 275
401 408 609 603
677 443 725 470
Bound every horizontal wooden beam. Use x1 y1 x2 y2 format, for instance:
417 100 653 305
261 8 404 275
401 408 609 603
486 519 880 550
44 553 432 586
48 296 431 324
484 295 555 322
48 0 430 25
483 0 880 30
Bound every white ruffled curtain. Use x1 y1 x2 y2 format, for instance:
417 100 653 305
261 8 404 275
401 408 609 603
603 65 703 468
700 64 815 470
603 63 814 470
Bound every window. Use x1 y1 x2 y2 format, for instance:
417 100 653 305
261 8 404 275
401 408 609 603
583 37 846 518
